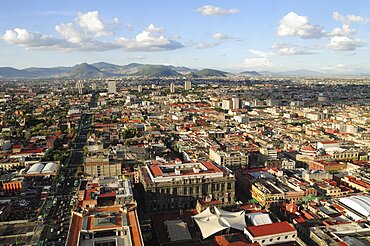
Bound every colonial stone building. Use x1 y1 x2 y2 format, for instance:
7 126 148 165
139 160 235 211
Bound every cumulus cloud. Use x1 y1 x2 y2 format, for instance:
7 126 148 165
328 24 365 51
55 22 85 44
212 33 233 40
196 42 220 49
329 24 355 37
244 49 273 68
2 28 74 50
196 5 239 16
332 12 369 24
1 11 184 52
277 12 325 39
77 11 111 36
272 43 315 55
116 24 183 51
328 36 364 51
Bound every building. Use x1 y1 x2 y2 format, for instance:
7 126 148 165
84 156 121 177
221 99 232 110
138 85 143 93
244 221 297 245
107 80 117 94
170 83 175 93
25 162 59 177
231 97 240 110
139 160 235 211
209 147 249 169
91 82 97 91
76 80 84 95
184 81 191 90
67 206 143 246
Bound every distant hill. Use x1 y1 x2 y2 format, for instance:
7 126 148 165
195 69 228 77
240 71 261 76
67 63 108 78
131 65 181 77
0 62 337 79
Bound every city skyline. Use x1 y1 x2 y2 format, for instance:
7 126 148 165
1 0 370 73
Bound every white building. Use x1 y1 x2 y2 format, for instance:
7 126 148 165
232 97 240 109
244 221 297 245
107 80 117 94
76 80 84 95
222 99 232 110
184 81 191 90
170 83 175 93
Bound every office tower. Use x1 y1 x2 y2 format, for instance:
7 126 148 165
170 83 175 93
232 97 240 109
76 80 84 95
91 82 97 91
222 99 232 110
184 81 191 90
107 80 117 94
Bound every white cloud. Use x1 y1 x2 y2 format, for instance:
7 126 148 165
2 28 73 50
113 18 121 25
196 5 239 16
272 43 315 55
329 24 355 37
212 33 232 40
244 49 273 68
2 12 183 53
77 11 111 36
332 12 369 24
196 42 220 49
277 12 325 39
55 22 85 44
328 36 364 51
116 24 183 51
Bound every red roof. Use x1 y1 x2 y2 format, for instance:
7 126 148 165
301 146 316 152
246 221 295 237
201 161 222 173
149 165 163 177
99 191 116 198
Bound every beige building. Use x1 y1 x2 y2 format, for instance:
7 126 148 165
84 156 121 177
139 160 235 211
209 147 249 169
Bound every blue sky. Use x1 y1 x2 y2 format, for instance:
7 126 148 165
1 0 370 73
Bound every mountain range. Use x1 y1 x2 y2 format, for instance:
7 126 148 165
0 62 350 79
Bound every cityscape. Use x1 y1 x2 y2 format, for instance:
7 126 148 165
1 1 370 246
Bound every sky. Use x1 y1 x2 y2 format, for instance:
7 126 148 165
1 0 370 73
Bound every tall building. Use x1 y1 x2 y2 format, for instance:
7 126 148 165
76 80 84 95
107 80 117 94
184 81 191 90
232 97 240 109
222 99 232 110
91 82 97 91
170 83 175 93
138 85 143 93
